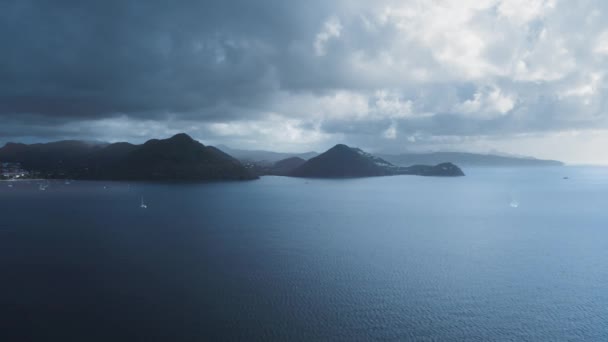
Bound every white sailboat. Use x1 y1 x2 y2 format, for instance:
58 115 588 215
140 196 148 209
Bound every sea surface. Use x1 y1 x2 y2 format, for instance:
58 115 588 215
1 167 608 341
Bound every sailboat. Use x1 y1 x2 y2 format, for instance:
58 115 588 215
140 196 148 209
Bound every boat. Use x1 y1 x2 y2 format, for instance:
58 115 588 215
140 196 148 209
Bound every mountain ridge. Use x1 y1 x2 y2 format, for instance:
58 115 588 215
217 145 563 167
379 151 563 167
291 144 464 178
0 134 257 181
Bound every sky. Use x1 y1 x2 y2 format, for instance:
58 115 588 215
1 0 608 164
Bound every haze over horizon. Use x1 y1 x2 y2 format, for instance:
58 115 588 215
2 1 608 164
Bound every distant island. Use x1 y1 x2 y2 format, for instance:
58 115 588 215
288 144 464 178
217 146 563 167
377 152 564 167
0 133 467 180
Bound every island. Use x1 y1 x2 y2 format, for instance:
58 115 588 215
378 151 563 167
0 135 464 180
289 144 464 178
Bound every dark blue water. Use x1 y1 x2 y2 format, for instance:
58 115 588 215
1 167 608 341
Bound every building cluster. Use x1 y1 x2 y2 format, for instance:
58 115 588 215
0 162 29 179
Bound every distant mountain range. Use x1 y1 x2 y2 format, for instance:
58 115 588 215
216 145 318 163
379 152 563 167
217 145 563 167
289 144 464 178
3 134 561 181
0 134 257 181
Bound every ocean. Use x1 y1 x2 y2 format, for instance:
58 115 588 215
1 166 607 341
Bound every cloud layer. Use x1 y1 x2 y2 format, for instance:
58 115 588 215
1 0 608 163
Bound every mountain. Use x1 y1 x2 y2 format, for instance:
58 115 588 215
291 144 392 178
290 144 464 178
272 157 307 175
0 140 107 176
396 163 466 177
242 157 307 177
0 134 257 181
378 152 564 167
95 133 256 180
216 145 318 163
216 145 562 167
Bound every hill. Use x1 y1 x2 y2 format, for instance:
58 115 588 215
0 134 257 181
270 157 307 175
290 144 464 178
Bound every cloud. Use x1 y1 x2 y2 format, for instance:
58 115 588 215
383 121 398 139
497 0 555 25
314 16 342 56
1 0 608 163
455 86 515 118
594 30 608 55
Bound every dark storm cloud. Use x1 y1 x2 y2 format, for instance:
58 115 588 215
0 0 334 120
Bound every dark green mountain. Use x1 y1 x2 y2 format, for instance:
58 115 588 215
242 156 307 177
290 144 392 178
270 157 307 175
0 140 106 176
0 134 257 181
106 133 255 180
290 144 464 178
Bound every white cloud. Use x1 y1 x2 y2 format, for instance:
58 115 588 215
457 93 483 113
487 88 516 114
383 121 398 139
206 114 335 151
594 30 608 55
314 16 342 56
368 1 502 80
560 72 602 102
201 0 608 159
271 89 420 122
372 90 414 120
497 0 555 25
455 86 515 117
512 28 577 82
